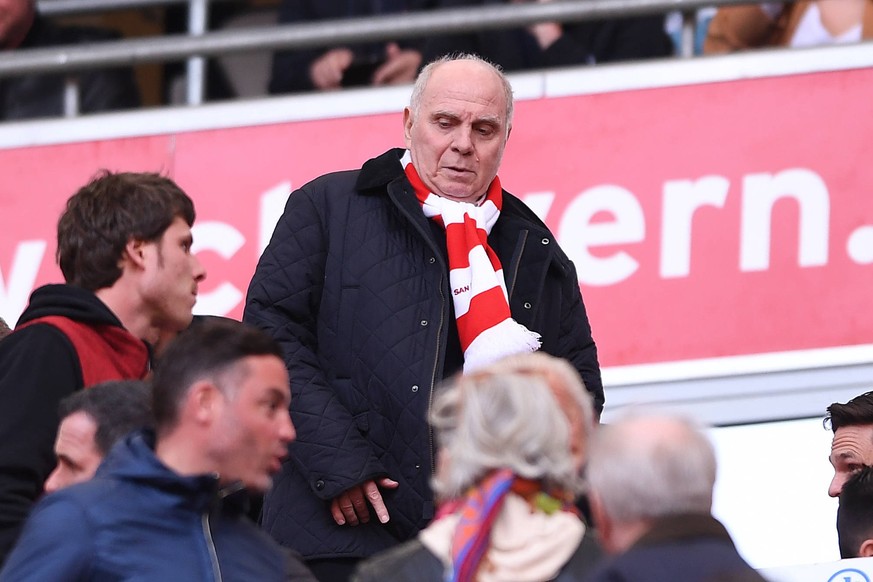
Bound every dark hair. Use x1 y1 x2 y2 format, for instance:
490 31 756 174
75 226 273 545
58 380 153 455
838 465 873 558
825 391 873 432
56 171 196 291
151 318 283 434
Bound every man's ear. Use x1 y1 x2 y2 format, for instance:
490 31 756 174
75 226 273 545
123 238 147 270
859 538 873 557
403 107 414 144
588 490 614 553
186 380 222 426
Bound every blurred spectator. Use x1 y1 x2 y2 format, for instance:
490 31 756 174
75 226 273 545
352 353 601 582
0 318 10 341
421 0 673 72
44 379 152 493
0 0 140 121
704 0 873 53
838 465 873 559
269 0 432 93
664 7 717 55
0 319 313 581
584 411 765 582
825 390 873 497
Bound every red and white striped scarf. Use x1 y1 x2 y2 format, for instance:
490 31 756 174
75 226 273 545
401 151 540 371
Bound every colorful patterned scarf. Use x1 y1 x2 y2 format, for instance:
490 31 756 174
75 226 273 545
401 151 541 371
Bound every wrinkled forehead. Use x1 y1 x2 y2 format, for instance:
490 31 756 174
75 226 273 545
832 425 873 460
423 61 508 119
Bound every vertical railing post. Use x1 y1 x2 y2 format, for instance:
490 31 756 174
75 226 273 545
680 9 696 58
62 76 81 117
186 0 208 105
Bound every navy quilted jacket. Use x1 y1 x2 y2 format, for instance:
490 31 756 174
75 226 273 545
244 148 602 559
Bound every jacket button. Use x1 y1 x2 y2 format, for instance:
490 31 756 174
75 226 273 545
415 464 421 470
420 320 428 326
411 385 419 393
429 257 436 264
541 237 550 245
524 302 532 309
315 480 325 490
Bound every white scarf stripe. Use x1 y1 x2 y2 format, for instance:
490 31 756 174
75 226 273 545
402 150 541 371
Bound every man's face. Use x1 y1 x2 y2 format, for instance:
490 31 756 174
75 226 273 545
404 59 510 202
211 355 296 493
829 424 873 497
139 216 206 334
44 411 103 493
0 0 33 50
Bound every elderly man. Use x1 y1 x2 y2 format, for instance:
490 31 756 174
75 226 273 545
825 391 873 497
245 53 602 579
584 411 765 582
44 380 152 493
0 319 313 581
0 171 206 563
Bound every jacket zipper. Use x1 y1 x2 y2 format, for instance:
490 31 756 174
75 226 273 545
427 273 446 476
202 512 222 582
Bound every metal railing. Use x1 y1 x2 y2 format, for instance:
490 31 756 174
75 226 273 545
6 0 768 115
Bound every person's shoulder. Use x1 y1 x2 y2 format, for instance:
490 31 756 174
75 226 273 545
352 539 443 582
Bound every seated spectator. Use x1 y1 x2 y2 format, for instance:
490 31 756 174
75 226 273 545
0 318 9 341
421 0 673 72
352 353 602 582
0 319 314 581
269 0 431 93
0 0 140 121
825 390 873 497
44 379 152 493
838 465 873 559
584 410 766 582
704 0 873 53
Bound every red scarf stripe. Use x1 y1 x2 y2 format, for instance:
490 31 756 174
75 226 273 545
457 287 513 342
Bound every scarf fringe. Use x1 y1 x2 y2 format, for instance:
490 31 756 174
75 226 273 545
463 319 542 373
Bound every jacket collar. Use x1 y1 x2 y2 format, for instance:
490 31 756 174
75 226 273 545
98 429 249 514
631 513 737 550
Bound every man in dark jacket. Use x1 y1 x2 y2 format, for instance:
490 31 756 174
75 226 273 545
0 172 206 564
0 0 140 121
584 412 765 582
245 53 602 580
0 319 314 581
422 0 673 72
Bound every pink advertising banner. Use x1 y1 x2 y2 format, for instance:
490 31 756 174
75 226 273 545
2 67 872 368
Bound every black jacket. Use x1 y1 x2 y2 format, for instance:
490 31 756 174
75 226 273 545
0 14 140 121
422 0 673 70
583 514 767 582
0 284 149 565
0 430 316 581
244 149 602 559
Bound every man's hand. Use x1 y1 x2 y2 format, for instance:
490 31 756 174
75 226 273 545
372 43 421 86
309 48 354 90
330 477 399 526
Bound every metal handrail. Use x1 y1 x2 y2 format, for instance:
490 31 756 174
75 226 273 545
4 0 761 78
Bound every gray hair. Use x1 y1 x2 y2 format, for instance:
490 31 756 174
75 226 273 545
429 368 585 500
587 410 716 523
409 53 514 135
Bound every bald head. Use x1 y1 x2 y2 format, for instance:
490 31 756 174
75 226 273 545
587 412 717 525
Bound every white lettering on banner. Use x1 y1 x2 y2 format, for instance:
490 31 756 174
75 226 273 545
557 184 645 287
191 221 245 316
0 241 47 325
740 168 830 272
660 176 730 278
259 181 291 255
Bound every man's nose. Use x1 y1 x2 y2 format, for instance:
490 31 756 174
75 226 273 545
451 129 473 155
192 254 207 283
279 411 296 444
829 473 844 498
44 468 62 494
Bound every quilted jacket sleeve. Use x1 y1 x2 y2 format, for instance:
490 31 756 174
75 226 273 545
244 185 386 500
557 260 604 417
